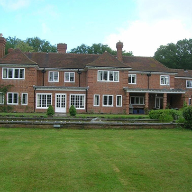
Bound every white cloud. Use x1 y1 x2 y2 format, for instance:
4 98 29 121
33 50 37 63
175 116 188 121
104 0 192 56
0 0 30 10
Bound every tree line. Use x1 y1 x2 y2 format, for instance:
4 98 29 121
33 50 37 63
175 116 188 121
5 36 192 70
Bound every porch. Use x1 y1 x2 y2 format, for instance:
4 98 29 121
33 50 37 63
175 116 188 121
123 88 185 114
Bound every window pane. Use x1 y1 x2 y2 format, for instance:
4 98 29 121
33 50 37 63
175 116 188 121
65 73 69 81
109 71 113 81
8 69 13 78
70 73 74 81
20 69 24 78
103 71 108 80
114 72 118 81
13 94 18 103
117 96 122 106
49 72 53 81
3 68 7 78
108 96 112 105
0 93 3 104
8 93 12 103
103 96 107 105
15 69 19 78
54 72 58 81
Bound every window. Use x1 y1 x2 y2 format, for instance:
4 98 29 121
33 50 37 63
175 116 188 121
130 96 144 105
7 93 18 105
3 68 25 79
103 95 113 106
97 71 119 82
116 95 122 107
49 71 59 82
65 72 75 82
186 80 192 88
70 94 85 109
94 95 100 106
21 93 28 105
128 74 136 84
189 98 191 105
36 94 52 108
0 93 4 104
160 75 169 85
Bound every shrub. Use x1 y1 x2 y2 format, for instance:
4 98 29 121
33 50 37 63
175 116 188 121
69 105 76 116
46 105 54 116
183 106 192 129
149 109 180 122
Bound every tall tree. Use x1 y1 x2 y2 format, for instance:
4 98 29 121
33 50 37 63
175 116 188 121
5 36 57 54
26 37 57 52
70 43 133 56
154 39 192 69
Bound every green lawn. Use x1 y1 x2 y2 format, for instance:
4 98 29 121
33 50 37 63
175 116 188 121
0 128 192 192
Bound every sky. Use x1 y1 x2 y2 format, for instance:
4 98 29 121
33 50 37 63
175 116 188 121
0 0 192 56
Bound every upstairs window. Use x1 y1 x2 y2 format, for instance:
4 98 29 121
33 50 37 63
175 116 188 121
186 80 192 88
128 74 136 84
97 71 119 82
49 71 59 82
3 68 25 79
160 75 170 85
65 72 75 82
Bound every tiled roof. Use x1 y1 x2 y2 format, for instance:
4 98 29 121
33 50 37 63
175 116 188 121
87 51 129 68
0 49 37 65
174 69 192 78
122 56 174 73
25 52 99 69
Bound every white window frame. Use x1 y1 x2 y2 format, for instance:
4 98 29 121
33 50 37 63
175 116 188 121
103 95 113 107
116 95 122 107
130 96 145 105
70 94 85 109
21 93 28 105
160 75 170 85
2 68 25 79
97 70 119 82
36 93 52 109
48 71 59 82
0 92 4 104
128 74 136 84
64 72 75 82
7 92 19 105
94 94 100 106
186 80 192 88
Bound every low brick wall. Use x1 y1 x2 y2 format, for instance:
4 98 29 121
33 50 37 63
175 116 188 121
0 120 179 129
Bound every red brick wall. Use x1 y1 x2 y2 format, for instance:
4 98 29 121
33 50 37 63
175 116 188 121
0 67 37 112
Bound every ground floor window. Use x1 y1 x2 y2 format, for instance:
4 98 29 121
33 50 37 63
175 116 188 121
94 94 100 106
130 96 144 105
36 93 52 108
0 93 4 104
116 95 122 107
7 92 18 105
103 95 113 106
70 94 85 109
21 93 28 105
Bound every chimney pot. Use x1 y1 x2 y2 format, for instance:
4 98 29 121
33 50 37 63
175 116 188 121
57 43 67 53
8 48 14 53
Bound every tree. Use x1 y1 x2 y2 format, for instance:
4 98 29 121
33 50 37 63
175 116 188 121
154 39 192 69
5 36 57 54
70 43 133 56
26 37 57 52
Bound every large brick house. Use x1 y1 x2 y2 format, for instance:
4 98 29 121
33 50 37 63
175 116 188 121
0 34 191 114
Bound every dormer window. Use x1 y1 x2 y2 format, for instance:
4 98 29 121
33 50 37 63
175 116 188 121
97 70 119 82
160 75 170 85
2 68 25 79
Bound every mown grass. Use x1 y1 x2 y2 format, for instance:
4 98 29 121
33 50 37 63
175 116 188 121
0 128 192 191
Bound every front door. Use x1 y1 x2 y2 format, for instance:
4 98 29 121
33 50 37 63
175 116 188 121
55 94 66 113
155 97 163 109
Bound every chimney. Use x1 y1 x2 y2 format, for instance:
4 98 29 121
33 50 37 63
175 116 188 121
57 43 67 53
116 41 123 62
0 33 6 58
